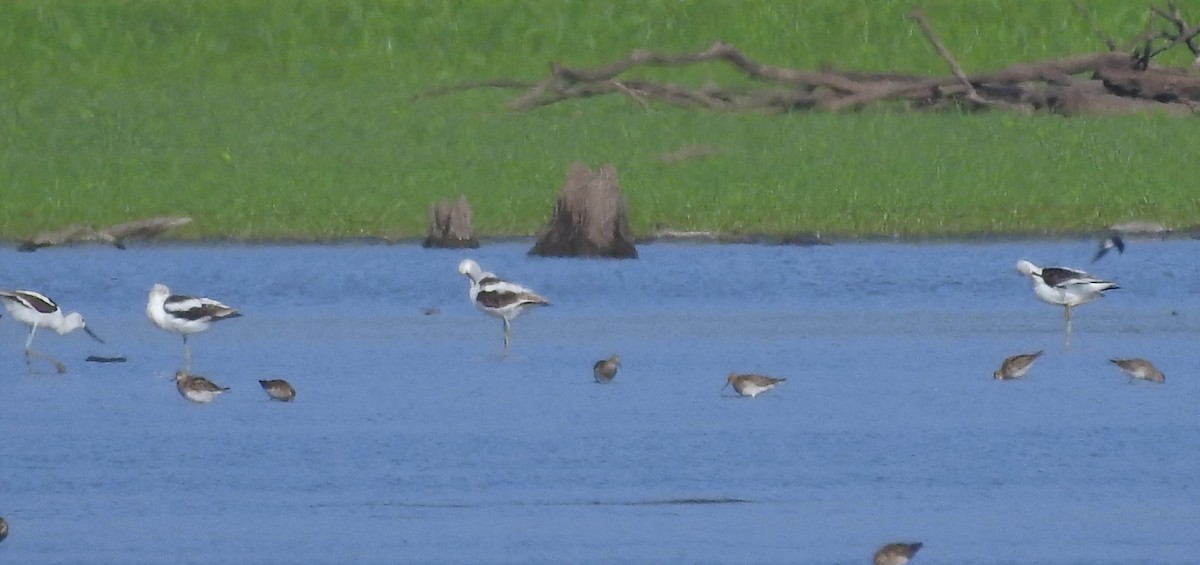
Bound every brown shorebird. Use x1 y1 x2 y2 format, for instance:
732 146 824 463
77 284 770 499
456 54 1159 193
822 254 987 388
458 259 549 355
174 370 229 403
258 379 296 402
1016 260 1118 349
873 541 923 565
1109 358 1165 383
98 216 192 249
723 373 786 398
593 354 620 383
0 516 8 542
993 350 1044 380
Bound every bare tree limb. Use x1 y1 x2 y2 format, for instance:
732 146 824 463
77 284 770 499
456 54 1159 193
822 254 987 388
909 8 982 101
1073 0 1117 51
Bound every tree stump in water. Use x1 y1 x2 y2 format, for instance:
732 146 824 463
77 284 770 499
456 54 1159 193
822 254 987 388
529 163 637 259
423 195 479 248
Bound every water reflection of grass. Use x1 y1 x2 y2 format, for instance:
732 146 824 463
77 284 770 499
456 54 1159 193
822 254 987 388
2 1 1196 240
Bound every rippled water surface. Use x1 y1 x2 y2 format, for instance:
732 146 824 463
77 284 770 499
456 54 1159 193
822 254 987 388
1 239 1197 564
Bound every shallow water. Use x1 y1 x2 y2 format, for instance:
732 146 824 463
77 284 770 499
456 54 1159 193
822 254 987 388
0 239 1197 564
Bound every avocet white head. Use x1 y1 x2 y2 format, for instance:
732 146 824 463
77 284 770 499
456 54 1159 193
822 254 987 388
0 289 104 374
1015 259 1117 348
147 284 241 370
457 259 549 355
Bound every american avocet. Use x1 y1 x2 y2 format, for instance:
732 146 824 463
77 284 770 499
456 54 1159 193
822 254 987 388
258 379 296 402
0 290 103 374
1109 358 1165 383
174 370 229 403
593 354 620 383
723 373 786 398
457 259 549 355
147 284 241 370
1015 260 1118 348
1092 232 1125 263
993 350 1044 380
873 541 923 565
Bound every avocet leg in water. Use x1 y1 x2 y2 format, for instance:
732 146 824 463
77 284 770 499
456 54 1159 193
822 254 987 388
457 259 550 355
0 290 104 374
1015 260 1118 349
147 284 241 370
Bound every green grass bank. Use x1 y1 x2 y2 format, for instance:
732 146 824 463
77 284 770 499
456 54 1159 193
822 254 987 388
2 1 1198 241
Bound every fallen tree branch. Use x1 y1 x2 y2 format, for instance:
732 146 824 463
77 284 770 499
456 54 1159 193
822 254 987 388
424 6 1200 118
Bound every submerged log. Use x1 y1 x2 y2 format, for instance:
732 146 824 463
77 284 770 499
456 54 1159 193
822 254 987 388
423 195 479 248
529 163 637 259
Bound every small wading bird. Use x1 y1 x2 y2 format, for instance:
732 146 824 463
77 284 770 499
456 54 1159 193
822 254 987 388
174 370 229 403
724 373 786 398
258 379 296 402
0 290 104 374
1015 260 1118 349
873 541 923 565
1109 358 1165 384
993 350 1044 380
147 284 241 370
457 259 549 355
593 354 620 383
0 516 8 543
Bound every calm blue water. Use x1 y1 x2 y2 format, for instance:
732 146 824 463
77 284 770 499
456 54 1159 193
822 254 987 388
0 239 1197 564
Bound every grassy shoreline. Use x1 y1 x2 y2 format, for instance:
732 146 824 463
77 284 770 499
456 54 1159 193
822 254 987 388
3 1 1198 241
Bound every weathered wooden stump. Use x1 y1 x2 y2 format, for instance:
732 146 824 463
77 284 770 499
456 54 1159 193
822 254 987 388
529 163 637 259
423 195 479 248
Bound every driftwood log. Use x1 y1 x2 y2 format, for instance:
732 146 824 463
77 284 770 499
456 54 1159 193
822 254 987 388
17 216 192 251
424 3 1200 117
423 195 479 248
529 163 637 259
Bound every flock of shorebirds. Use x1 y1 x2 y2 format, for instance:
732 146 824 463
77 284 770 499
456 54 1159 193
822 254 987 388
460 231 1164 397
0 230 1163 559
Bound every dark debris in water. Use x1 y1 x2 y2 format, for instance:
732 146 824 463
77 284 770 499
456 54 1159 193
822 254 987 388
85 355 127 363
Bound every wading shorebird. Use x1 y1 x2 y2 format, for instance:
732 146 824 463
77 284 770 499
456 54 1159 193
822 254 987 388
0 516 8 543
873 541 923 565
0 290 104 374
147 284 241 370
457 259 549 355
724 373 786 398
1109 358 1165 384
993 350 1044 380
258 379 296 402
174 370 229 403
593 354 620 383
1015 260 1118 349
